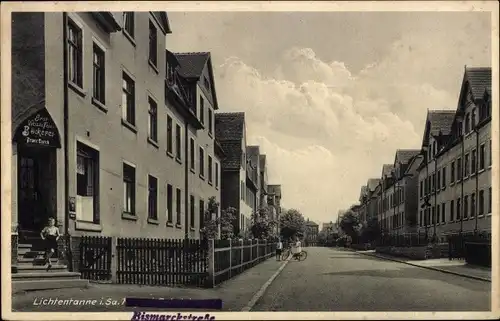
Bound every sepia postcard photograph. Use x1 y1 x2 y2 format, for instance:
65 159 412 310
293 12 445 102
1 1 499 320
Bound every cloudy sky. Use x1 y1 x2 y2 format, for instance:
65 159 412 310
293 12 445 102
166 11 491 224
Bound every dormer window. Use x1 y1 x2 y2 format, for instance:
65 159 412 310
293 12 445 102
204 76 210 90
166 62 175 84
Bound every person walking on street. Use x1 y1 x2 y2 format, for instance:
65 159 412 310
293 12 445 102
276 238 283 261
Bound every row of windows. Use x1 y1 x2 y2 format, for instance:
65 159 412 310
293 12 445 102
419 140 492 198
75 140 216 228
379 187 405 212
418 187 492 227
379 212 405 230
68 16 215 151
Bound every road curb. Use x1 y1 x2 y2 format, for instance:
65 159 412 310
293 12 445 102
354 250 491 283
241 259 290 311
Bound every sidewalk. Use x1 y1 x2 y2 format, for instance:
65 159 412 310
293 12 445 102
12 258 286 312
355 249 491 282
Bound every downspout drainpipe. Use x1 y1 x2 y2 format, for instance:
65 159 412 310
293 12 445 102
184 119 189 239
434 146 438 239
62 12 72 270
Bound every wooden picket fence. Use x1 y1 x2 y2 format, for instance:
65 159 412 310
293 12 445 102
76 236 275 288
209 238 276 287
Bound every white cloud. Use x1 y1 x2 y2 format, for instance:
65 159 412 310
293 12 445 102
214 45 464 223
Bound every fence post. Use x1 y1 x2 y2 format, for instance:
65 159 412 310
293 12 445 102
110 237 117 283
206 239 215 288
249 239 253 263
228 238 232 278
239 239 244 271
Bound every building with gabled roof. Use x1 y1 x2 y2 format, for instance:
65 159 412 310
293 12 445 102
417 66 492 242
215 112 253 236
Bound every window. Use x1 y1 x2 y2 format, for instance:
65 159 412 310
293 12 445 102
148 21 157 67
437 170 441 190
464 153 469 177
208 109 213 135
76 142 99 223
419 181 423 198
199 96 205 124
123 12 135 38
190 138 195 170
450 200 455 221
241 181 245 200
479 144 485 170
419 210 423 227
441 203 445 223
471 149 477 174
488 187 492 213
488 140 492 167
215 162 219 188
465 113 470 133
457 158 462 180
456 198 461 220
208 156 213 184
167 184 173 223
148 97 158 142
190 195 195 228
176 188 182 225
451 161 455 182
148 175 158 220
470 193 476 218
92 44 105 103
123 163 135 215
175 124 182 160
431 173 435 192
199 199 205 230
442 167 446 189
199 147 205 177
167 116 173 154
479 190 484 216
463 195 468 219
68 20 83 87
431 206 435 224
122 72 135 125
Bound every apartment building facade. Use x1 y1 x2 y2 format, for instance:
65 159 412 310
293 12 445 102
377 164 395 234
172 51 224 239
11 11 225 256
366 178 381 223
259 155 269 209
305 219 319 245
417 68 492 242
246 145 261 216
215 112 253 236
267 184 282 231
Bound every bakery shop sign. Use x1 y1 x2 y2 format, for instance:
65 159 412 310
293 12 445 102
14 107 61 148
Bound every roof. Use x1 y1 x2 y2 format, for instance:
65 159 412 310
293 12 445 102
151 12 172 34
173 52 210 79
465 67 492 100
306 221 319 227
395 149 420 164
382 164 394 177
367 178 380 191
247 145 260 157
219 141 241 170
215 112 245 141
428 110 456 136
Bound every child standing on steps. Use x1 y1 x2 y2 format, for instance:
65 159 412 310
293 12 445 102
40 217 60 271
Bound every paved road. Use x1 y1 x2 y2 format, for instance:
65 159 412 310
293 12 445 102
252 247 491 311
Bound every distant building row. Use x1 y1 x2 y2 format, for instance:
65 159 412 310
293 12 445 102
352 67 492 242
10 10 283 260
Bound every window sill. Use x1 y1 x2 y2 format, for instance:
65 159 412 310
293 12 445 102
190 227 196 231
75 221 102 232
91 97 108 113
123 30 136 47
166 151 174 159
121 119 137 133
450 182 455 187
147 218 159 225
215 186 219 190
208 180 213 186
199 174 205 181
190 168 196 174
147 137 159 149
478 169 485 174
148 60 159 74
486 213 492 217
166 222 174 227
122 213 138 221
176 157 182 164
69 81 86 98
208 132 213 139
176 223 182 229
